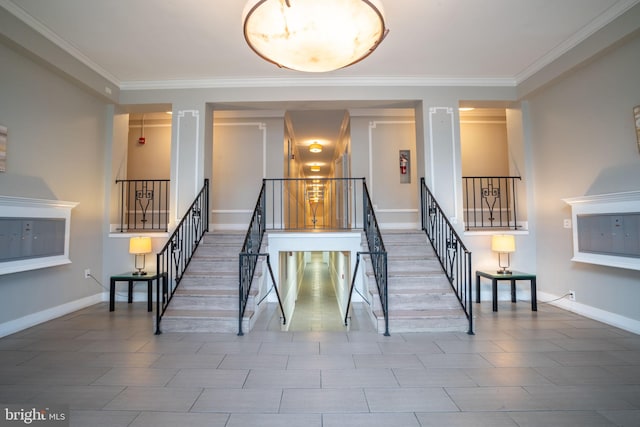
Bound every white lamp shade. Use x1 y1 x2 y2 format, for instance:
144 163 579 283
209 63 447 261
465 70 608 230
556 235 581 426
243 0 388 72
129 236 152 254
491 235 515 253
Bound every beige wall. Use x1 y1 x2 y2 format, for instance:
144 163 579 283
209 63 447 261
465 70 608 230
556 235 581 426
0 42 107 330
460 121 509 176
127 117 171 180
527 34 640 325
350 116 418 228
211 117 285 229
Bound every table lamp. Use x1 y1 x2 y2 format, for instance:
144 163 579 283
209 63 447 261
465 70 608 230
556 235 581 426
491 234 515 275
129 236 152 276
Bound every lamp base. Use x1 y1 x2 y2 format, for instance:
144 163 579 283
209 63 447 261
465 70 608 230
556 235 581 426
496 269 512 275
132 270 147 276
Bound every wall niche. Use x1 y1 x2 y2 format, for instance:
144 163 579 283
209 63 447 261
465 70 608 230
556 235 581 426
0 196 78 275
564 191 640 271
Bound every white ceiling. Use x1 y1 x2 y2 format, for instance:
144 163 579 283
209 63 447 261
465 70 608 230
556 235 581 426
2 0 638 176
4 0 636 86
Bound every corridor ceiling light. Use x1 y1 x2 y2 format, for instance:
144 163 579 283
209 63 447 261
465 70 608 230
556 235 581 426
309 142 323 153
310 165 321 172
242 0 388 72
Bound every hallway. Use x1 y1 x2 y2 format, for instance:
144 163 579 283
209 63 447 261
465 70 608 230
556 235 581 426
261 252 375 333
288 253 345 332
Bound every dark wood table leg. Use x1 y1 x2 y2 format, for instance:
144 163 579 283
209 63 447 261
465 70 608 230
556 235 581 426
531 278 537 311
510 279 517 303
476 274 481 303
147 279 152 312
492 279 498 311
109 278 116 311
128 280 133 303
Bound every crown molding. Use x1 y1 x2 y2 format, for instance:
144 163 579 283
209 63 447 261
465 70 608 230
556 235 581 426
119 76 517 91
0 0 121 86
514 0 640 84
4 0 637 94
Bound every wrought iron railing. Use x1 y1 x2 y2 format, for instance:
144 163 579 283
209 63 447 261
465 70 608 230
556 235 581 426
421 178 474 335
238 181 285 336
239 178 388 335
462 176 522 230
154 179 209 334
345 182 389 335
261 178 364 230
115 179 170 232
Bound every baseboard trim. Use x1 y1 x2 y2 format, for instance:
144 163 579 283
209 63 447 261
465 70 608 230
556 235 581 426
538 291 640 335
0 293 103 338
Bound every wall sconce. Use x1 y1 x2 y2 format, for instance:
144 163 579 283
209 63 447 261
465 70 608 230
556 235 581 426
309 142 322 153
129 236 152 276
491 234 515 275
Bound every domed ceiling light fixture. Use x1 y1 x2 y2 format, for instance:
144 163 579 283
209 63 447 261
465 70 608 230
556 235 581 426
309 142 323 153
242 0 388 73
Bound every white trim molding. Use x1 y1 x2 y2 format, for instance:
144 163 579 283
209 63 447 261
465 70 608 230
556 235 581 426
0 196 78 275
538 291 640 335
368 120 415 200
175 109 201 222
0 293 102 338
213 122 268 178
428 107 458 217
563 190 640 270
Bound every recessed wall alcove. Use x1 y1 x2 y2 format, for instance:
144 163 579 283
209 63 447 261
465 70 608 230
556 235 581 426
564 191 640 271
0 196 78 275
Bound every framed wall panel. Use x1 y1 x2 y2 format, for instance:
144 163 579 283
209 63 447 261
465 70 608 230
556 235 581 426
0 196 78 275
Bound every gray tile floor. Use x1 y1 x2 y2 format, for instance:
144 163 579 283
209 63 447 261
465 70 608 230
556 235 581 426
1 296 640 426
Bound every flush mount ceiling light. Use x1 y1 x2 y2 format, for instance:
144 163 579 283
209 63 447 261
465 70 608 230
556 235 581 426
310 165 321 172
309 142 323 153
242 0 388 72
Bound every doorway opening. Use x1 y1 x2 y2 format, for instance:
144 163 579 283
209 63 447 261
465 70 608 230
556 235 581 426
287 252 344 331
265 249 378 332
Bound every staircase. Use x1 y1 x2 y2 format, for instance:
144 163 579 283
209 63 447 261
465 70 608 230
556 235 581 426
365 230 469 333
159 229 468 335
159 232 261 333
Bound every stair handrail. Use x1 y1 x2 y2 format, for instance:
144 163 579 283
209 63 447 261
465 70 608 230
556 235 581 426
239 252 286 336
238 180 286 335
154 179 209 334
344 250 387 334
420 178 474 335
359 181 389 336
